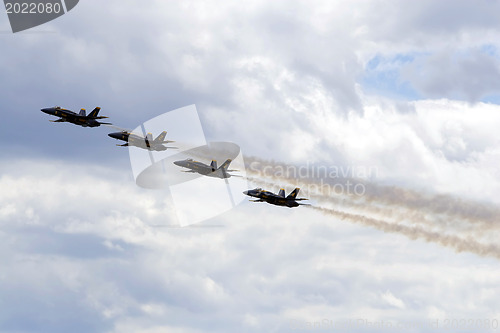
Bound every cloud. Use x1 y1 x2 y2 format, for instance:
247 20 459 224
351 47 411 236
3 0 500 164
401 48 500 102
1 157 500 332
380 290 405 309
360 0 500 49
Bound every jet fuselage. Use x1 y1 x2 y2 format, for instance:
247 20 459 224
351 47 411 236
173 159 231 178
108 131 168 151
243 188 308 208
41 106 106 127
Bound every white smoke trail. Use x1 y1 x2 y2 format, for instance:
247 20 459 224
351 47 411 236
308 206 500 260
244 156 500 226
243 157 500 260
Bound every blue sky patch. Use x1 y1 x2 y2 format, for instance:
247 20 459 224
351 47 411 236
361 53 423 100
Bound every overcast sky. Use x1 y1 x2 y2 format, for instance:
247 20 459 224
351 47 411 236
2 1 500 332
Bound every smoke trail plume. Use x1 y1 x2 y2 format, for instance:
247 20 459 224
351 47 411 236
244 156 500 226
243 157 500 260
308 206 500 260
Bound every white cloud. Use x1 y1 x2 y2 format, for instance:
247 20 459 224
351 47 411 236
380 290 405 309
401 49 500 101
1 158 500 332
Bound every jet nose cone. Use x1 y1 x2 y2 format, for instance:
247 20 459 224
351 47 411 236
173 161 181 166
108 132 121 139
41 107 51 114
243 190 249 195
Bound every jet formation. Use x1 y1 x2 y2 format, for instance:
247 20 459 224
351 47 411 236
41 105 309 208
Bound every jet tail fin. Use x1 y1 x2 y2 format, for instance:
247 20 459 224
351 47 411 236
210 160 218 171
79 108 86 116
88 107 101 118
154 131 167 143
218 159 232 171
278 189 285 197
145 133 153 147
286 188 300 199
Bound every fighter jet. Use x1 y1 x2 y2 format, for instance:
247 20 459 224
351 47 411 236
173 158 239 178
41 106 110 127
243 187 309 207
108 130 176 151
